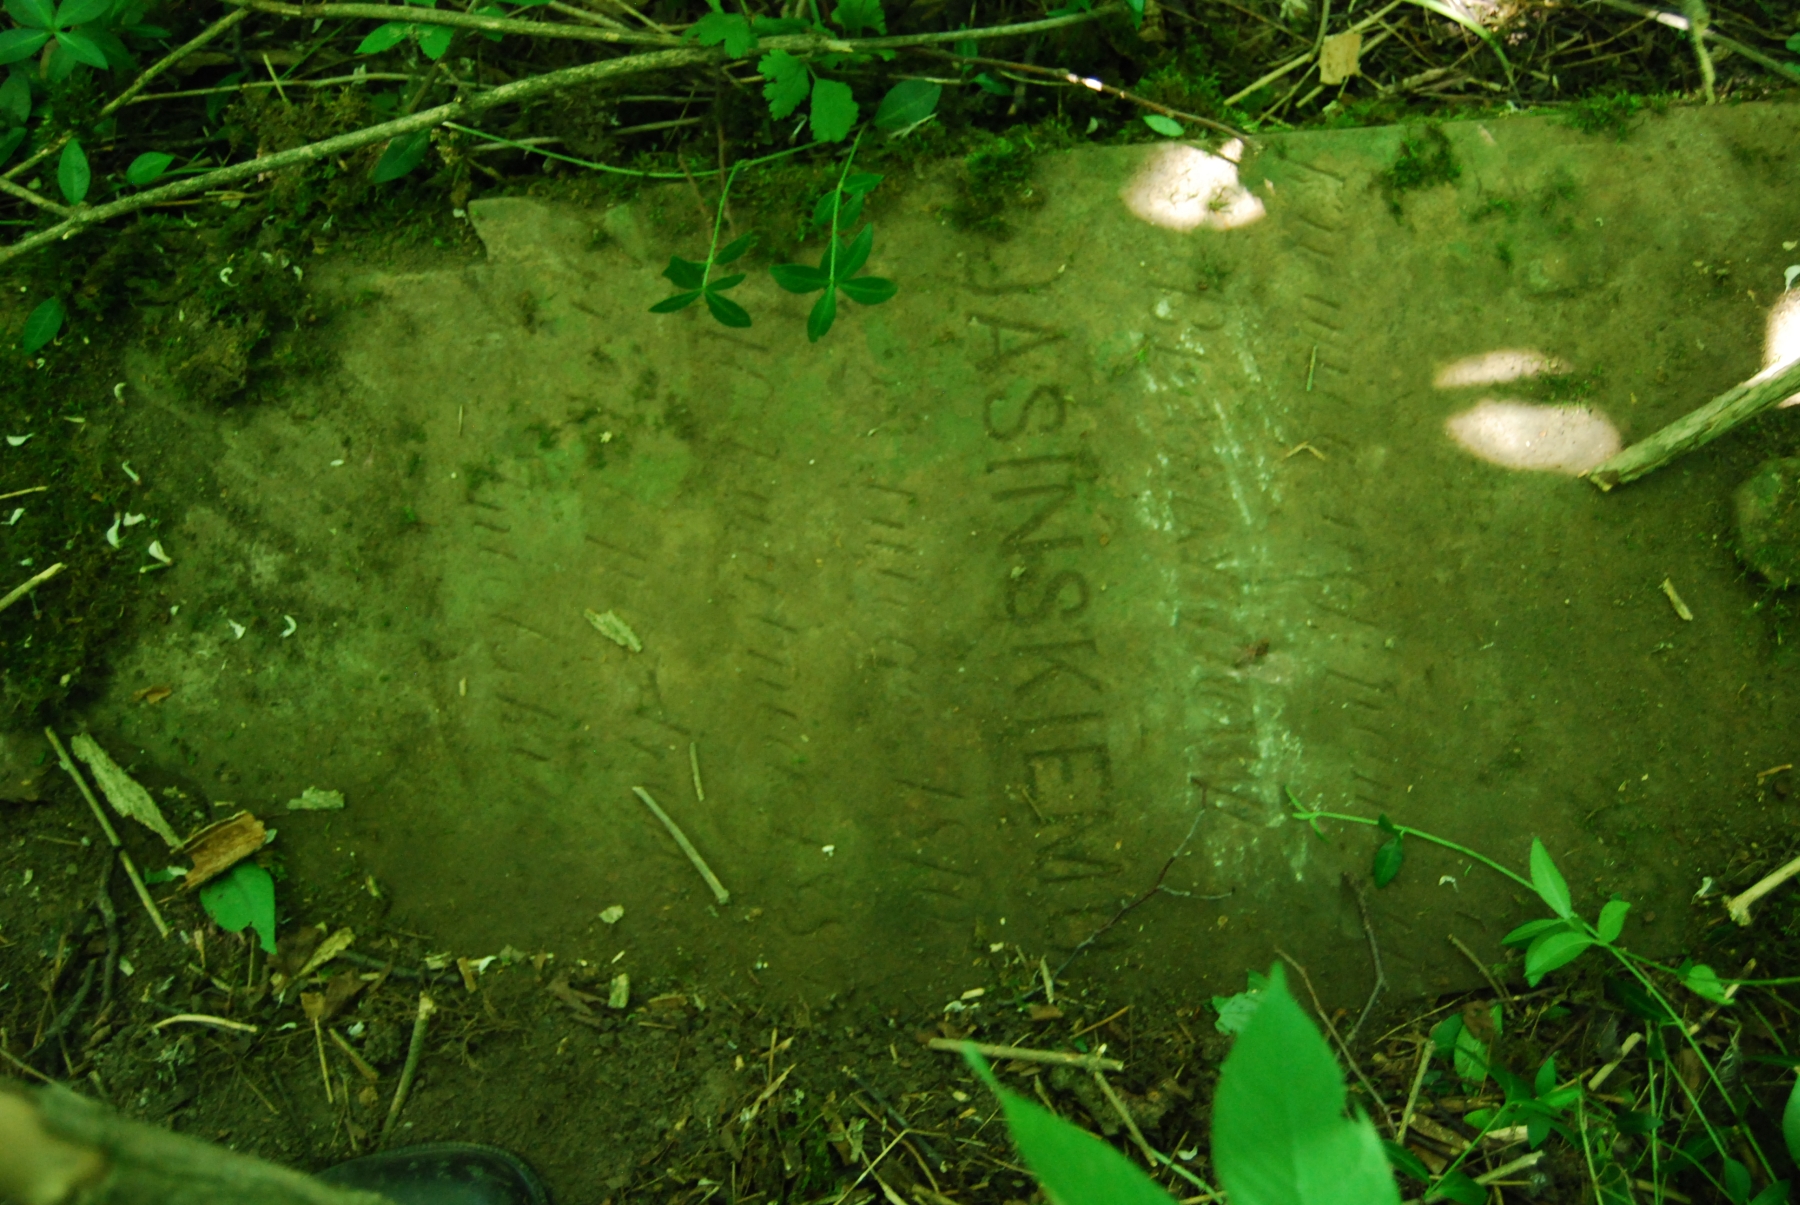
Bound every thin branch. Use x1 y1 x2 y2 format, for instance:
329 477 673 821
222 0 682 46
0 177 71 217
923 48 1250 142
1344 874 1386 1046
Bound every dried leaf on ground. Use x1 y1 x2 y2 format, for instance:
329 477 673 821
1320 31 1362 85
70 733 183 848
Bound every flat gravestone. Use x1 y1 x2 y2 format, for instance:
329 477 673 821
101 102 1800 1003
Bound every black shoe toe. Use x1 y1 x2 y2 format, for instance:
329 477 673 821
319 1142 551 1205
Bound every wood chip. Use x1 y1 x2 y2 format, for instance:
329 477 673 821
181 811 266 890
297 927 356 980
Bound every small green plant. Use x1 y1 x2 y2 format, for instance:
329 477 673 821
771 136 897 341
1378 125 1460 217
199 861 277 954
20 296 64 353
1562 92 1645 140
1291 792 1799 1201
650 162 756 328
0 0 164 83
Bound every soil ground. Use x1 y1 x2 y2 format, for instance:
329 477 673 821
5 60 1800 1205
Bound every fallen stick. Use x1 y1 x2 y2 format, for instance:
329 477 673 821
926 1038 1123 1072
44 727 170 939
380 993 436 1146
149 1014 260 1034
631 786 730 905
1726 851 1800 926
1585 357 1800 490
0 562 65 617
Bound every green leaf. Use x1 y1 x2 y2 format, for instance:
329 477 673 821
703 289 752 327
356 21 412 54
5 0 54 28
56 138 88 203
648 289 703 313
808 76 856 143
0 27 50 62
0 70 27 122
1431 1170 1485 1205
1751 1183 1791 1205
662 254 706 289
198 862 277 954
770 262 830 293
838 275 896 306
875 79 938 131
836 223 874 279
972 71 1011 96
371 129 431 182
708 271 746 292
1429 1013 1463 1057
1533 1056 1556 1099
1382 1141 1431 1183
419 22 453 58
1523 930 1593 986
0 126 22 168
1596 898 1630 943
1143 113 1184 137
125 150 172 186
715 232 756 264
54 0 111 26
1528 838 1572 918
1724 1156 1753 1205
1372 815 1403 888
1453 1023 1489 1085
1786 31 1800 52
962 1047 1176 1205
1213 965 1400 1205
843 171 883 195
1679 961 1732 1004
831 0 884 33
806 289 837 342
758 49 809 119
53 27 106 66
689 9 756 56
1785 1077 1800 1168
20 296 64 353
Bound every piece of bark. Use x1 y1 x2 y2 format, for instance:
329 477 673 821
181 811 266 890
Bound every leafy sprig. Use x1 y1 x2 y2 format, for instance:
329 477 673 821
649 161 756 328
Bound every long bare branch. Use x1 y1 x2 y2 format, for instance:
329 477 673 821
222 0 682 46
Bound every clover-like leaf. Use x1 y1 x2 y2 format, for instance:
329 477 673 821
708 271 746 292
838 275 896 306
759 49 809 119
770 262 830 294
53 27 105 67
703 290 751 327
648 289 703 313
836 223 874 279
809 76 857 143
662 254 707 290
715 232 756 264
806 288 838 342
125 150 172 186
56 137 88 203
1143 113 1184 137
